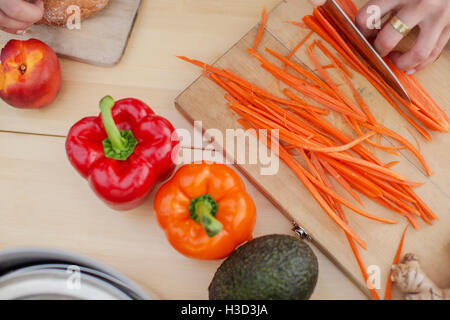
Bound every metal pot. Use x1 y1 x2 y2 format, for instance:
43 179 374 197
0 248 153 300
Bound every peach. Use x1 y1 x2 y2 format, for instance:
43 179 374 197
0 39 62 109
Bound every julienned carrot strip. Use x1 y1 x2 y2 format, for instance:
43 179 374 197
408 75 450 123
259 63 367 121
285 20 309 29
348 162 422 188
287 30 313 59
282 88 332 119
241 85 329 116
230 102 330 150
286 101 330 115
418 207 433 225
321 155 384 197
383 193 420 217
314 40 352 78
307 151 346 216
362 72 432 141
350 119 405 154
387 60 449 131
266 47 335 97
385 201 415 221
230 87 328 140
178 56 311 114
301 131 376 153
249 51 368 121
289 155 397 224
278 109 333 143
377 197 420 229
249 49 332 98
300 153 341 227
177 56 232 77
321 209 371 309
298 148 321 180
208 73 248 105
399 185 438 221
291 107 383 165
315 6 387 87
217 68 329 115
178 55 319 113
279 157 372 244
408 104 448 132
326 152 405 181
313 6 404 101
307 43 366 117
396 78 445 124
312 7 443 137
309 152 330 183
318 157 362 205
346 234 381 300
318 64 334 69
316 42 377 124
245 118 381 240
230 99 323 142
233 100 379 157
245 85 328 115
309 7 371 75
313 8 363 70
335 0 358 21
253 7 267 50
263 135 367 248
384 161 400 168
369 175 416 203
384 226 408 300
361 123 433 176
325 160 380 303
302 15 348 64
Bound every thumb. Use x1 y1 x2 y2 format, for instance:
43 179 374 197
309 0 327 6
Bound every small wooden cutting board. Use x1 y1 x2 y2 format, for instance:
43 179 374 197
0 0 141 66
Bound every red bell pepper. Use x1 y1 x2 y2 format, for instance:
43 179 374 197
66 96 179 210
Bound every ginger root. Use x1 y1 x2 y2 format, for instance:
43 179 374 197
391 253 450 300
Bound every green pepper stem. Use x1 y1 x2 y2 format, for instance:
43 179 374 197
195 201 222 237
189 194 222 237
100 96 126 152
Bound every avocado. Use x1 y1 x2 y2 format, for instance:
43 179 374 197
209 234 318 300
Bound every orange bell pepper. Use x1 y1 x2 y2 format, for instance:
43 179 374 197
154 162 257 260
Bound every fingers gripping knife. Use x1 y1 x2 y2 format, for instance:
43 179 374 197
321 0 411 103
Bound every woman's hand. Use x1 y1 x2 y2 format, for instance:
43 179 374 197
356 0 450 73
0 0 44 34
308 0 450 73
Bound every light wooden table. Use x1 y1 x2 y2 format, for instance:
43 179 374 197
0 0 371 300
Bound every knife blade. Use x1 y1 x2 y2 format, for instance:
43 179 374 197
321 0 411 103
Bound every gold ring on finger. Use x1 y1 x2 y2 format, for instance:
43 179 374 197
390 15 411 36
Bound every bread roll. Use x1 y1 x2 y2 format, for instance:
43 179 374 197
40 0 110 26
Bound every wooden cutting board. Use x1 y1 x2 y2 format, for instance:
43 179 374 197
0 0 141 66
176 0 450 297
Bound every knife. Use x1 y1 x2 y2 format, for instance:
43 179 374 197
321 0 411 103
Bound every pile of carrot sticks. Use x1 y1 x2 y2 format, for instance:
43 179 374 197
303 0 449 137
178 0 447 299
